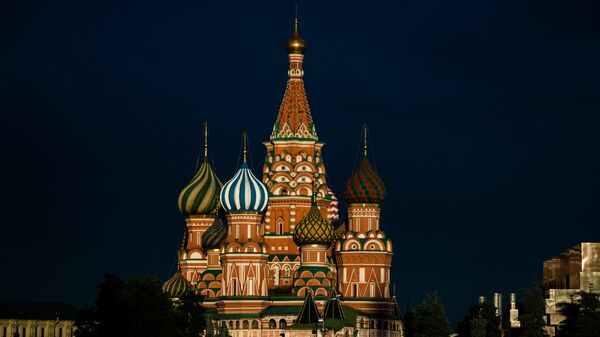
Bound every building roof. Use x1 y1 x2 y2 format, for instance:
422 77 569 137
295 292 320 325
293 194 333 246
202 214 227 251
178 124 223 215
0 301 78 320
221 163 269 213
323 288 345 321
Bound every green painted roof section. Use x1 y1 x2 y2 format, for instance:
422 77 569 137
296 265 330 273
260 305 301 316
211 313 261 319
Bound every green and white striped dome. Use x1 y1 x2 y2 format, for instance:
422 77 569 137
178 159 223 215
162 270 192 299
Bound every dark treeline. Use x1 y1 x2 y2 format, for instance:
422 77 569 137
74 274 206 337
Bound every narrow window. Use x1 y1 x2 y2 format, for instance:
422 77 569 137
248 279 254 296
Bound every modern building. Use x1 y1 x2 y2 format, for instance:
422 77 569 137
543 242 600 336
0 302 76 337
162 14 403 337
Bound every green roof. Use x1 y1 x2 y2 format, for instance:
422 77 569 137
211 313 261 319
261 305 301 316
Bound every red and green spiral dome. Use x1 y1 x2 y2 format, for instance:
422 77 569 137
344 158 386 204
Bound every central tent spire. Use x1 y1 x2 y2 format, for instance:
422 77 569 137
271 12 317 140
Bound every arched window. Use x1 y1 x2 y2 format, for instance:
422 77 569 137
229 321 233 329
236 321 240 330
276 218 284 234
369 320 375 329
279 319 287 329
243 320 249 329
280 188 288 196
269 319 276 329
252 320 259 329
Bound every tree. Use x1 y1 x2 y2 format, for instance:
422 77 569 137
403 306 415 337
172 291 206 337
557 290 600 337
75 273 204 337
412 292 451 337
519 283 549 337
456 300 501 337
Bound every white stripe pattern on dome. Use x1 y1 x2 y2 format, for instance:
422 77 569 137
220 162 269 213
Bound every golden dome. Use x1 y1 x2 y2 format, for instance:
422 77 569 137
285 18 306 55
293 193 333 246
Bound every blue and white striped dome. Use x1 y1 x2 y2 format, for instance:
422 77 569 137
220 162 269 213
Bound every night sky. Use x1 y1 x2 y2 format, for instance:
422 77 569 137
2 0 599 325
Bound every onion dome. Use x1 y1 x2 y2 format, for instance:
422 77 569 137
220 133 269 213
162 269 192 299
344 125 386 204
332 222 345 241
293 192 334 246
202 214 226 251
327 187 339 221
178 123 223 215
285 17 306 55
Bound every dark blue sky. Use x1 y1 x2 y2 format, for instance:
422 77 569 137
1 0 599 324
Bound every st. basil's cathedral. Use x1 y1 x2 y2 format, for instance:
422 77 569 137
162 16 403 337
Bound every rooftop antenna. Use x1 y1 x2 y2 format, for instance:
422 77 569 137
242 131 248 163
363 124 368 157
204 122 208 159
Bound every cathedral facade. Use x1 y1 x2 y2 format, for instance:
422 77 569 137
163 16 403 337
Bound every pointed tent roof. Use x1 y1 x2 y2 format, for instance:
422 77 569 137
323 288 345 321
271 17 317 141
296 291 320 325
392 295 401 318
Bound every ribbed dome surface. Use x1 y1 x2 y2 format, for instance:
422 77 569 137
202 215 226 251
162 270 192 299
220 163 269 213
293 200 333 246
332 222 345 242
178 160 223 215
344 158 385 204
327 187 339 221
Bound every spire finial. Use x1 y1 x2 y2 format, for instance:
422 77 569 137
242 131 248 163
294 1 299 34
285 1 306 55
311 175 317 204
363 124 368 157
203 122 208 160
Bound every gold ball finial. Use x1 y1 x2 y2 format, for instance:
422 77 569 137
285 16 306 54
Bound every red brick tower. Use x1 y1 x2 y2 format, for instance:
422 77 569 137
218 134 271 315
177 123 223 284
334 125 394 315
261 16 339 290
